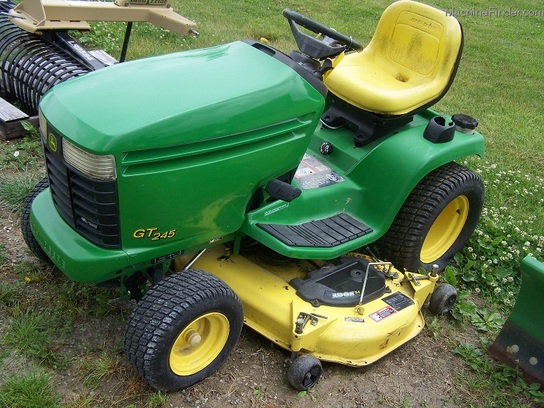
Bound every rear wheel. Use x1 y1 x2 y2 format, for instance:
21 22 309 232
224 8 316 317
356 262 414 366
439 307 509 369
124 269 243 392
380 162 484 272
20 178 51 264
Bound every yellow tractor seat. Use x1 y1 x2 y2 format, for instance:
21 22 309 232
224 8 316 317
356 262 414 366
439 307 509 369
324 0 463 115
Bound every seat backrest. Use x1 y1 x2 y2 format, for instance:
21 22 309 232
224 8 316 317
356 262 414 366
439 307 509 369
366 0 463 88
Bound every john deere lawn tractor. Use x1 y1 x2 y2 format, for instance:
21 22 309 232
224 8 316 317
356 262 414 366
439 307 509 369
21 0 485 391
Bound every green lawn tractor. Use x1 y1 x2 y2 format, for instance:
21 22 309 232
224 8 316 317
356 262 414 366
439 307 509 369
22 0 485 391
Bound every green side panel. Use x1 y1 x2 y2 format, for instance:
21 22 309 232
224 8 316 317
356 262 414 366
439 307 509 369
312 109 485 233
118 116 318 250
508 256 544 341
30 189 129 283
242 109 484 258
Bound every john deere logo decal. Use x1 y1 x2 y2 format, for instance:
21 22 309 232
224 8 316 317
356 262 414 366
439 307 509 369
48 133 58 152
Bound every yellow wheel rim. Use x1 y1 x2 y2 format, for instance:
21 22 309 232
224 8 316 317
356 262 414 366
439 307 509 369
169 312 230 376
421 195 469 264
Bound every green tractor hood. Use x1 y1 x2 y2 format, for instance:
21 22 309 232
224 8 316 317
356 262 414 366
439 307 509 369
40 40 326 154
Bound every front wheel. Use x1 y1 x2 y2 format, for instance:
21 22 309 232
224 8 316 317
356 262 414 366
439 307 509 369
379 162 484 272
124 269 244 392
20 177 51 264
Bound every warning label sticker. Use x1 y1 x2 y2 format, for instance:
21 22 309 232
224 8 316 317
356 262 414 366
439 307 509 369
383 292 415 311
369 306 397 322
294 154 345 190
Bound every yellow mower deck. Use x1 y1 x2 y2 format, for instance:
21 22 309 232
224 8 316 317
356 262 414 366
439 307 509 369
175 245 437 366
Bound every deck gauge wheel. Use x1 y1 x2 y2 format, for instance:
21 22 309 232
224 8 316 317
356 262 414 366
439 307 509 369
287 354 323 390
429 283 457 315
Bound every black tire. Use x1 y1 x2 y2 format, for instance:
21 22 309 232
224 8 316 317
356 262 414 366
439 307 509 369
379 162 484 272
287 354 322 390
20 177 51 264
428 283 457 315
124 269 244 392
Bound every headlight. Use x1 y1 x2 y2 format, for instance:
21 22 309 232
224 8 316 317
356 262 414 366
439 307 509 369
63 139 116 180
38 110 47 139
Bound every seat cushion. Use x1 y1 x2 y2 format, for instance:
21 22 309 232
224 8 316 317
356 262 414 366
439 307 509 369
324 0 462 115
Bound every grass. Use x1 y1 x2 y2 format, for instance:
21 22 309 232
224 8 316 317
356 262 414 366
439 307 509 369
453 342 543 407
2 305 71 368
0 0 543 406
0 122 42 171
146 392 169 408
0 281 23 307
0 371 60 408
0 172 41 213
449 160 544 304
0 122 43 212
78 352 121 389
0 243 6 265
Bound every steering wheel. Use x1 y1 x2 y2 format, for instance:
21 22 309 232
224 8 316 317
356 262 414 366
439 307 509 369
283 8 361 59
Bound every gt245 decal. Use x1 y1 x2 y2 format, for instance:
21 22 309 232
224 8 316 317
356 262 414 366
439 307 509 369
133 228 176 241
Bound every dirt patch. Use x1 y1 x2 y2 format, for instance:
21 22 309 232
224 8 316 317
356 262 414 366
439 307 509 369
171 327 464 408
244 335 451 406
1 211 25 266
56 313 466 407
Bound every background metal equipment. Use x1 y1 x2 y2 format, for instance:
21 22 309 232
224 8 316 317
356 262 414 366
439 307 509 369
488 256 544 386
0 0 196 137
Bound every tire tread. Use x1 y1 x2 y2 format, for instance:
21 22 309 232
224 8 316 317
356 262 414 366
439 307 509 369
124 269 243 391
379 162 484 271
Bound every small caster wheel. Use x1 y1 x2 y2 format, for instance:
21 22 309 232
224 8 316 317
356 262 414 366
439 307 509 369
287 354 322 390
428 283 457 315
